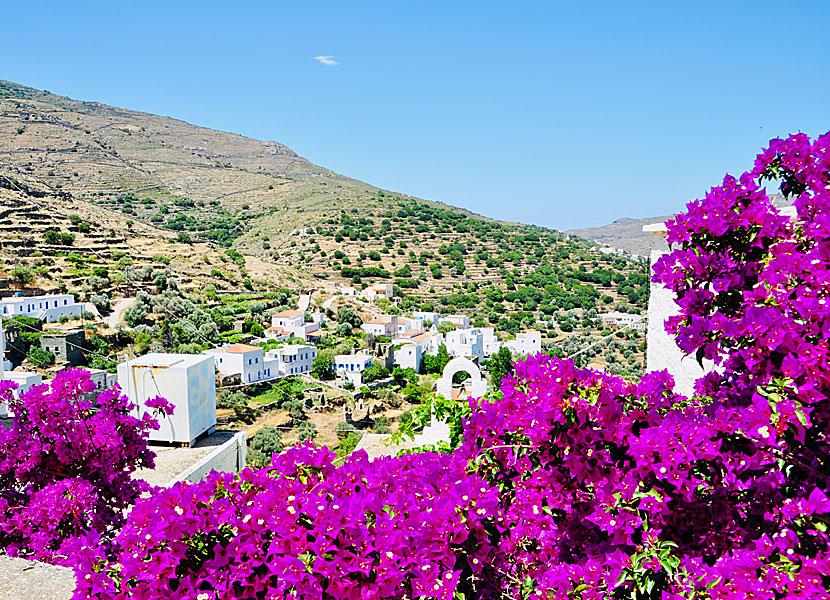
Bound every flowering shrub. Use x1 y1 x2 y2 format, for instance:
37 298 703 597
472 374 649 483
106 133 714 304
77 446 499 599
0 369 171 564
69 132 830 598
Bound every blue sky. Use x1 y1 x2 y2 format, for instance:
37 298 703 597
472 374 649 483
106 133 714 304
2 1 828 230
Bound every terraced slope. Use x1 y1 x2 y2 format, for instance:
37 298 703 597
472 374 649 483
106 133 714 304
0 80 649 357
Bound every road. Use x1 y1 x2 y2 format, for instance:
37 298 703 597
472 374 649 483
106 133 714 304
321 295 338 310
106 297 136 328
298 293 311 313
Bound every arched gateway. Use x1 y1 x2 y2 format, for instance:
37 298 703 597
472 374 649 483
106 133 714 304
436 357 487 400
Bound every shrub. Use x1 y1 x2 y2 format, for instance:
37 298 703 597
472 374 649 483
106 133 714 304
247 426 283 467
0 369 171 563
27 346 54 367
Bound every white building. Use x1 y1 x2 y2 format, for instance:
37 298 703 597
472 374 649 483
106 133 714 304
271 309 305 329
444 328 484 360
362 284 394 302
0 294 83 323
600 311 647 331
506 330 542 356
395 316 423 334
264 326 292 341
440 314 470 329
266 344 317 377
87 368 118 392
478 327 503 356
269 310 322 342
394 343 423 372
334 352 374 387
340 287 357 297
116 353 216 444
412 311 440 329
361 315 398 337
204 343 278 384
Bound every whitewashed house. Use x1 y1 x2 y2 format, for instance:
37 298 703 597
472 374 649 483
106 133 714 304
271 309 305 330
204 343 278 384
479 327 503 356
266 344 317 377
87 368 118 392
264 326 292 341
335 352 374 387
395 316 424 334
506 330 542 356
361 315 398 337
394 343 423 372
445 328 484 360
600 311 647 330
116 353 216 445
440 314 470 329
0 294 83 323
362 284 394 302
269 309 323 342
412 311 440 329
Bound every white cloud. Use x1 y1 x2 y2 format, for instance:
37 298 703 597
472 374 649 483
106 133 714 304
313 55 339 66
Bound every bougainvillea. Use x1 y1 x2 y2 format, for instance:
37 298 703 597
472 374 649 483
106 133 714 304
29 132 830 598
0 369 170 564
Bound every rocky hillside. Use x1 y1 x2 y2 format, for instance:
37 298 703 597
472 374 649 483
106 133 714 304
0 80 650 339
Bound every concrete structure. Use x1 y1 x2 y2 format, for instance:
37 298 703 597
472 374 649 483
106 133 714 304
436 356 488 401
440 314 471 329
0 294 83 323
340 287 357 296
643 223 711 396
266 344 317 377
205 343 277 384
117 353 217 445
600 311 647 331
335 352 373 387
39 329 85 365
444 327 484 360
506 330 542 356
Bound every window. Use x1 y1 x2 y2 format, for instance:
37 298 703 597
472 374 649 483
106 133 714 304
64 299 67 305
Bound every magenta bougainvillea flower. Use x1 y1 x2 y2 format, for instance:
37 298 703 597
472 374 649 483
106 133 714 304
7 132 830 599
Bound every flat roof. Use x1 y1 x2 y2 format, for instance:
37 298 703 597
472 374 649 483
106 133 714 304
133 430 238 487
124 353 210 368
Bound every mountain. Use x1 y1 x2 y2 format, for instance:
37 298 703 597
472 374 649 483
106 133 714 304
567 216 674 258
0 80 649 354
568 195 794 258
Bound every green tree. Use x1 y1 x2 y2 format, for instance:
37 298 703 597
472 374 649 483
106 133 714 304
423 344 451 374
487 346 514 390
248 426 284 467
363 362 390 383
312 352 335 380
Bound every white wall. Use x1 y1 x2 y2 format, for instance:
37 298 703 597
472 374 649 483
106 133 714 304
644 228 712 396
